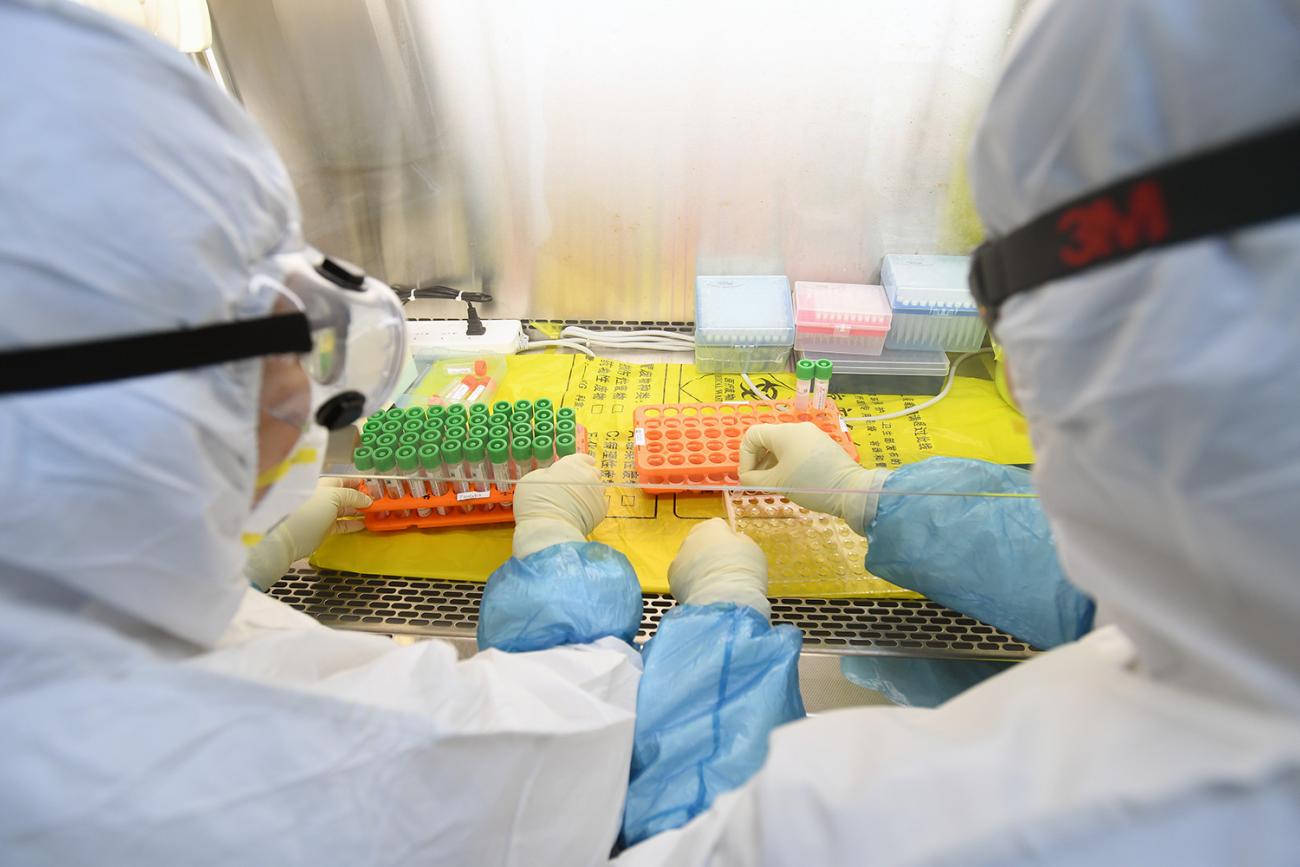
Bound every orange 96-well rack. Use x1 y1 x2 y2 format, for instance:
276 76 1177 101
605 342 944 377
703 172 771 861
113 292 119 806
633 401 858 494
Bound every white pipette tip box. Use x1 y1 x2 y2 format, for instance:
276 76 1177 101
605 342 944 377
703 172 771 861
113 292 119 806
794 281 892 356
694 275 795 373
880 254 987 353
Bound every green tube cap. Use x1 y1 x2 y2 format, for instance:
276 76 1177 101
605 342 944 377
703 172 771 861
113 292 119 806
464 437 485 461
487 438 509 463
360 429 378 445
441 439 463 463
398 431 422 447
383 407 406 421
513 399 532 416
796 358 816 381
555 433 576 457
511 422 532 439
403 406 426 421
533 435 553 461
380 419 403 435
372 446 396 472
535 397 554 413
469 402 489 416
427 404 446 418
353 446 375 472
535 420 555 437
396 445 419 472
534 408 555 423
468 424 489 440
419 429 441 447
375 432 399 449
418 443 442 470
557 406 576 420
815 358 833 380
511 436 532 461
556 418 576 435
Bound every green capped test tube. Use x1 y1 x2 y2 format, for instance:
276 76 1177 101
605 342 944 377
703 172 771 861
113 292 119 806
441 439 472 513
352 446 384 501
511 422 532 441
511 435 533 480
488 422 510 443
380 419 403 436
488 438 511 501
555 432 577 458
463 437 492 511
419 428 441 450
556 418 576 437
403 406 426 422
372 446 409 516
535 397 554 414
492 400 513 417
533 435 555 470
534 409 555 426
813 358 833 409
468 423 490 443
557 406 576 423
360 428 378 447
469 401 490 417
418 443 448 516
363 415 383 433
427 404 446 421
383 407 406 422
402 418 424 435
535 419 555 438
374 432 399 450
396 445 432 517
513 399 532 418
398 431 422 449
795 359 816 411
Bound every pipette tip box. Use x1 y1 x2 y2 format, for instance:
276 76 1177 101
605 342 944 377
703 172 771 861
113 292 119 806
880 254 987 353
694 275 795 373
794 281 892 356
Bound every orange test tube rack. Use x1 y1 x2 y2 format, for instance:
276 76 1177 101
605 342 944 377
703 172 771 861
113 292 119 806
633 401 857 494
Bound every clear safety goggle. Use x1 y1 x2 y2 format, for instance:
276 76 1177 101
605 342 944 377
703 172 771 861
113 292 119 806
245 249 409 429
0 247 409 430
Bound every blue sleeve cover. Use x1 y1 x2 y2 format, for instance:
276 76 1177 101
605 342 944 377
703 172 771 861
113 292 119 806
477 541 644 653
866 457 1095 650
622 603 805 846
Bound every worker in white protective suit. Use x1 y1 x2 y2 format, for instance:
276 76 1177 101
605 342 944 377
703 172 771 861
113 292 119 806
613 0 1300 860
0 2 648 863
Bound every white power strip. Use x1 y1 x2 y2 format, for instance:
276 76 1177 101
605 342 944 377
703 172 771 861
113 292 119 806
406 319 526 360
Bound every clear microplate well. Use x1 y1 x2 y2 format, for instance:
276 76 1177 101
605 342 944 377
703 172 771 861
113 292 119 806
695 275 795 347
725 492 914 597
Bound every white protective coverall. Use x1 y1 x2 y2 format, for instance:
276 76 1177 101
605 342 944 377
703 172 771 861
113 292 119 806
0 2 642 864
617 0 1300 862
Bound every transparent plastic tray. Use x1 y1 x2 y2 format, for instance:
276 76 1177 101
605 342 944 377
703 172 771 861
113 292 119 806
800 347 949 396
725 493 913 597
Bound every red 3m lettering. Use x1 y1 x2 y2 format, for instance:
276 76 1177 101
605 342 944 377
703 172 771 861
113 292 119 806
1057 180 1170 268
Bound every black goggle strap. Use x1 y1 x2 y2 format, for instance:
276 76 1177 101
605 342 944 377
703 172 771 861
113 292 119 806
0 312 313 396
970 118 1300 324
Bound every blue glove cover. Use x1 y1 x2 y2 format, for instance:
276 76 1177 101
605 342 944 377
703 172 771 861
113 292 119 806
841 657 1015 708
477 541 643 652
622 604 804 846
865 457 1094 650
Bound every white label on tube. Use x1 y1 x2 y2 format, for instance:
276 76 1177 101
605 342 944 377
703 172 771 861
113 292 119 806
634 428 646 446
839 418 849 433
467 383 487 402
456 490 491 502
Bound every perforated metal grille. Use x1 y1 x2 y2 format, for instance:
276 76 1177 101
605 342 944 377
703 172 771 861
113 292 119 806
269 567 1036 661
525 319 694 334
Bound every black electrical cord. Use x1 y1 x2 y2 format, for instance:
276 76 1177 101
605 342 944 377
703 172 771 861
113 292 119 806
392 283 493 337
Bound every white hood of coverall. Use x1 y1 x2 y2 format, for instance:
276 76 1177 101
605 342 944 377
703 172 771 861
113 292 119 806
0 5 642 864
616 2 1300 863
972 0 1300 715
0 0 299 648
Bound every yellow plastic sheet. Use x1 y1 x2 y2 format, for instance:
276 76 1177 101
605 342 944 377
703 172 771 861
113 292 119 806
313 354 1034 596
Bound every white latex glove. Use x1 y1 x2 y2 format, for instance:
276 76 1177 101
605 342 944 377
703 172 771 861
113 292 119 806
739 422 891 534
668 518 771 620
243 478 372 590
512 453 607 559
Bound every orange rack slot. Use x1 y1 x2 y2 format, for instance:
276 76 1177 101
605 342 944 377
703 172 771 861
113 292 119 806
633 401 857 494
